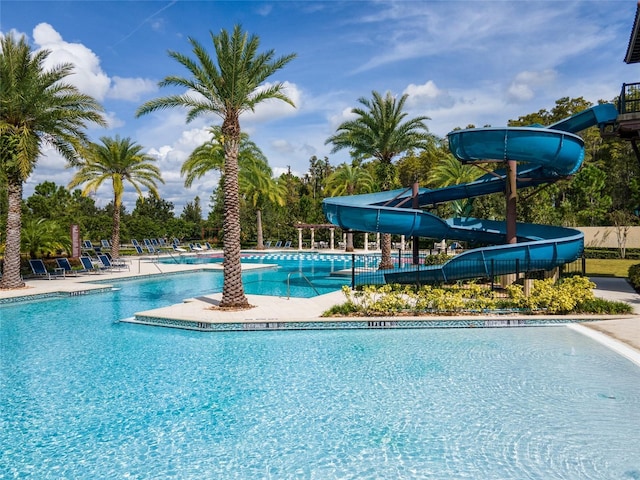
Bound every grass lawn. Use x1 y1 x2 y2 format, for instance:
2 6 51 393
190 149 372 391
586 258 638 277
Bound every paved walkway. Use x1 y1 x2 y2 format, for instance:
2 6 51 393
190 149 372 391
2 254 639 358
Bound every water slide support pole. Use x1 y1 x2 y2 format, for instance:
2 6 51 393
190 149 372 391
506 159 517 244
412 181 420 264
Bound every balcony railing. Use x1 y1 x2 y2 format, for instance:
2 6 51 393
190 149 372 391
619 82 640 114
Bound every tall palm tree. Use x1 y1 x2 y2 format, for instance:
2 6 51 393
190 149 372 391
240 159 286 250
324 163 375 251
68 135 163 258
326 91 433 269
182 127 284 250
0 33 105 289
137 25 296 309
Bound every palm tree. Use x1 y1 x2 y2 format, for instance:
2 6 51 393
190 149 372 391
326 91 433 269
0 33 105 289
68 135 163 258
21 218 71 259
324 163 375 251
240 159 286 249
137 25 296 309
428 155 482 217
182 127 284 250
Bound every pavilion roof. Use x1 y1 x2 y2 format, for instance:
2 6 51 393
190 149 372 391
625 2 640 63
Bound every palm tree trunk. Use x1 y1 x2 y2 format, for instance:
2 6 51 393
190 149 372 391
378 233 394 270
256 209 264 250
111 196 121 259
0 179 26 289
220 133 250 309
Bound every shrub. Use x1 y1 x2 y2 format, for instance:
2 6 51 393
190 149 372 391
323 276 628 316
628 264 640 290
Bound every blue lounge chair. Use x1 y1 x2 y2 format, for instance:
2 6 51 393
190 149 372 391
79 256 101 273
131 239 141 247
55 257 80 276
264 241 272 248
101 239 111 249
98 254 129 271
173 244 187 253
283 241 292 249
83 240 102 254
274 240 282 248
29 259 64 279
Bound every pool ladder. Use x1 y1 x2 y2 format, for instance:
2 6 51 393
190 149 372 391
286 271 320 299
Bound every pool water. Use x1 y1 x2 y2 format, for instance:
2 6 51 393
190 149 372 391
2 278 640 479
162 252 354 297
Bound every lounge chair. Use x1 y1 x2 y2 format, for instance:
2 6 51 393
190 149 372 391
80 256 101 273
97 254 128 272
131 239 141 247
101 239 111 249
283 241 292 249
264 241 272 248
55 257 81 277
189 243 204 252
205 242 213 250
274 240 282 248
82 240 102 255
146 245 159 255
173 244 187 253
29 259 64 280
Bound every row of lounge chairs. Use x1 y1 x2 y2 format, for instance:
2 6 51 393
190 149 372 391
28 254 130 280
263 240 292 249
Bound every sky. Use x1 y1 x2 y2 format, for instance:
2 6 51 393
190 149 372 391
0 0 637 215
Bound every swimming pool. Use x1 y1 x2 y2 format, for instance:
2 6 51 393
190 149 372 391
2 278 640 479
162 252 355 297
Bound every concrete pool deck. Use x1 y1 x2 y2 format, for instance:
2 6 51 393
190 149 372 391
2 252 640 356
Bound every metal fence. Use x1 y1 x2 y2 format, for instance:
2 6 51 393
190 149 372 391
618 82 640 114
350 251 586 289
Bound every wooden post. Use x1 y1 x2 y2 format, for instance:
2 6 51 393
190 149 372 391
506 159 517 244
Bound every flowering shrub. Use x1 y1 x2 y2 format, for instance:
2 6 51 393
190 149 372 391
322 276 629 316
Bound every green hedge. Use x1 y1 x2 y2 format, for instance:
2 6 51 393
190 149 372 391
584 248 640 260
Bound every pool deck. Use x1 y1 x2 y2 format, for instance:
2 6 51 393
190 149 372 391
2 252 640 360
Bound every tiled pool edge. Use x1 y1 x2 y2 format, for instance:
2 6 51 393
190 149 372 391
124 315 597 332
0 287 114 305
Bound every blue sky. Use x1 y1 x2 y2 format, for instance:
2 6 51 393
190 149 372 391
1 0 636 214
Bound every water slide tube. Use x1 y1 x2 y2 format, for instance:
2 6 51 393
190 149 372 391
322 104 619 284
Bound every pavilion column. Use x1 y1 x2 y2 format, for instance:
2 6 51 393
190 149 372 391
310 228 315 250
376 233 380 250
330 228 335 250
401 235 406 250
297 228 303 250
364 233 369 252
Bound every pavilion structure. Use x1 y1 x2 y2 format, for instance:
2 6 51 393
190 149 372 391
294 223 385 251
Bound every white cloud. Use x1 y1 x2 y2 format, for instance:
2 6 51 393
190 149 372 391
108 76 157 101
404 80 455 109
32 23 111 101
506 70 557 103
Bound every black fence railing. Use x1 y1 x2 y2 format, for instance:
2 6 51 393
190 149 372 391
618 82 640 114
350 252 586 289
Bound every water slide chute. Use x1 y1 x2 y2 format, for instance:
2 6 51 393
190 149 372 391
322 104 619 284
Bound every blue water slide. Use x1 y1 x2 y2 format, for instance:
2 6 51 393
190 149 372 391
322 104 619 284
